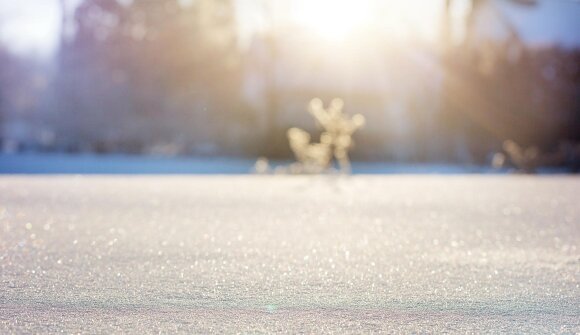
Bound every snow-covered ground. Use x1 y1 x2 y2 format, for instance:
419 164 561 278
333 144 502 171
0 153 495 174
1 175 578 333
0 153 258 174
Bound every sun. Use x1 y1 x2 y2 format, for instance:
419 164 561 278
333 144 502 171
291 0 374 42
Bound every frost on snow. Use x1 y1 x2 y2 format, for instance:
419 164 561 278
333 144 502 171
0 175 579 333
259 98 365 174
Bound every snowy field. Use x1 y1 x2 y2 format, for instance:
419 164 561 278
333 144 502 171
0 153 492 174
1 175 579 333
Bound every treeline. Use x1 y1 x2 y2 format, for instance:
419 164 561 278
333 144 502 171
0 0 578 166
52 0 250 155
440 40 580 164
1 0 254 156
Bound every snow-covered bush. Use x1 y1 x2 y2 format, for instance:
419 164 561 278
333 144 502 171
282 98 365 174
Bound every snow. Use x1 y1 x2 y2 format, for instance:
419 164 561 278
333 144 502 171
0 153 256 174
0 175 578 333
0 153 494 175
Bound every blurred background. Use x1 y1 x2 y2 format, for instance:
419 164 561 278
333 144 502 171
0 0 579 170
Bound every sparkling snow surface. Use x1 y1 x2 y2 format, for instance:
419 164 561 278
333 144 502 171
1 176 579 333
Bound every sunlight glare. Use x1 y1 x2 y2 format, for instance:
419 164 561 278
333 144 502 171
292 0 373 42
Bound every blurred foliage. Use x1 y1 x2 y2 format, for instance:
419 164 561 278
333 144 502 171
52 0 244 153
440 0 580 164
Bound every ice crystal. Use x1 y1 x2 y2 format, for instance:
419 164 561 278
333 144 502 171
1 176 579 333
